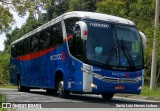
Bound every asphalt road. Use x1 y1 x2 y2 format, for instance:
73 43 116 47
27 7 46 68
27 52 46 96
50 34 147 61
0 88 160 109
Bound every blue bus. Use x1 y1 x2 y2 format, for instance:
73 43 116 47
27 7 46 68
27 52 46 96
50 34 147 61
10 11 147 100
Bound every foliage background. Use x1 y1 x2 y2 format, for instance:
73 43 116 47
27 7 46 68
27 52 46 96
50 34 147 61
0 0 160 85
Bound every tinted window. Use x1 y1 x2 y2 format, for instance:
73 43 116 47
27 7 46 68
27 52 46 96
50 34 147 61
85 19 143 69
39 29 50 50
31 35 39 53
23 38 30 54
17 42 23 56
11 44 17 58
64 17 80 37
68 25 83 60
85 21 114 64
75 36 83 60
115 25 143 66
50 23 63 46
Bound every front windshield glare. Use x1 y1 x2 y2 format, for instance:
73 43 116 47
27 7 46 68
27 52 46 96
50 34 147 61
85 20 143 68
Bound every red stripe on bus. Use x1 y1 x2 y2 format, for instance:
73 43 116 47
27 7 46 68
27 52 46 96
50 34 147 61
17 47 55 61
63 35 73 42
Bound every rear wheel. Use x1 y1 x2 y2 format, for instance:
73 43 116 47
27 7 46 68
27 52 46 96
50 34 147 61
17 77 30 92
57 80 70 98
101 93 114 101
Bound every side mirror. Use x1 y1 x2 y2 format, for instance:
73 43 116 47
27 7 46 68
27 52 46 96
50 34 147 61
75 21 88 40
139 31 147 49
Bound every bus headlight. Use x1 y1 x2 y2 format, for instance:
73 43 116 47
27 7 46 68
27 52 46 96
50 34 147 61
138 86 142 90
91 83 97 89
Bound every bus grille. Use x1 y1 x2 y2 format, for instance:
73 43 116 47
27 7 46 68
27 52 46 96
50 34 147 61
93 73 139 83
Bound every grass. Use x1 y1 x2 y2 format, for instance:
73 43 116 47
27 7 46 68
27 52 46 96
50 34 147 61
0 93 6 110
0 93 6 102
141 84 160 100
0 84 17 89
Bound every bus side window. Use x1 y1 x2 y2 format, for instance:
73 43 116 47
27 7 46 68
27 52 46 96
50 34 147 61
50 22 63 46
11 44 17 58
23 38 30 55
39 29 50 50
69 25 83 60
68 37 75 56
31 35 39 53
17 42 23 56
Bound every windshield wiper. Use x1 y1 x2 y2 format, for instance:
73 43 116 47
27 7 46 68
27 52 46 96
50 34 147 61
105 43 118 65
120 40 135 68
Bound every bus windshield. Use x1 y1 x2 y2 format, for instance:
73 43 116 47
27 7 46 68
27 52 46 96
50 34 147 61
85 20 143 70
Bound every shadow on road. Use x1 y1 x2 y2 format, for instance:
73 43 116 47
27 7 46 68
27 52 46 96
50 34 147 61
27 89 143 104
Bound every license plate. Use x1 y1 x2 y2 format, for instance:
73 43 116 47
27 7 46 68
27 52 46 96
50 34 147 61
115 86 125 90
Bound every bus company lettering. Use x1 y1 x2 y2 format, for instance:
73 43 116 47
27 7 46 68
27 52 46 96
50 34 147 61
112 72 126 77
90 23 109 28
50 54 62 61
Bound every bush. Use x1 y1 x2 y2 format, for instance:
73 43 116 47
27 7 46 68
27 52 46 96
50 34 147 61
0 53 10 85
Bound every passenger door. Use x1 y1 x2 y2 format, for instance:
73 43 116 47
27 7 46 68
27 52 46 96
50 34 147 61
68 25 84 91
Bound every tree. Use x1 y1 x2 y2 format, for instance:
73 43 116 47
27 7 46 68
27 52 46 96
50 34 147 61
96 0 155 30
47 0 70 20
4 16 45 53
0 5 14 33
69 0 96 12
96 0 125 16
0 53 10 85
0 0 54 33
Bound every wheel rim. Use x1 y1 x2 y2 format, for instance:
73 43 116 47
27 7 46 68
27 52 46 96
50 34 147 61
58 81 64 95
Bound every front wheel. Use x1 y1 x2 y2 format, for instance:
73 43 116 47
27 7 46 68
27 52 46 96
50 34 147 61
57 80 70 98
101 93 114 101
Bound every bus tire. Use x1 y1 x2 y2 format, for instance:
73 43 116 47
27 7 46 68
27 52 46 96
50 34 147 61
101 93 114 101
18 77 30 92
57 80 70 98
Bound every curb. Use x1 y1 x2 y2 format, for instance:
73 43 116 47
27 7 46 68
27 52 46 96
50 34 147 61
115 94 160 102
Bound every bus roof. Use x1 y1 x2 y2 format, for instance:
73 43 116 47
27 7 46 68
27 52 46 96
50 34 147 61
63 11 135 25
11 11 135 45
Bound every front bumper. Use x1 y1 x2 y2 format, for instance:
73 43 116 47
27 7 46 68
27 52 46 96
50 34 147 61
91 73 143 94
